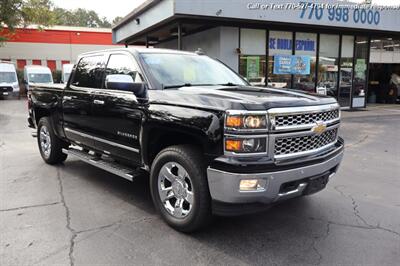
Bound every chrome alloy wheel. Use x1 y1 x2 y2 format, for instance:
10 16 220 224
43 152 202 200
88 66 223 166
158 162 194 219
39 126 51 159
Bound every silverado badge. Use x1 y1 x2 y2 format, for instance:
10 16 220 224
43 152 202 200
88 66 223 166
311 121 327 135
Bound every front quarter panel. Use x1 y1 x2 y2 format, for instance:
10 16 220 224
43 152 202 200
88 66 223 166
142 104 225 165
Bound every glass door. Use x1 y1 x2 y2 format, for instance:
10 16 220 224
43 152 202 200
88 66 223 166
339 35 354 108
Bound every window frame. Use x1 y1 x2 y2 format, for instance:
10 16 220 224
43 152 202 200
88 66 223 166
70 54 107 90
103 52 144 92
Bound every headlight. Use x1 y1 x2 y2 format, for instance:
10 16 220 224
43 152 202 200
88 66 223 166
225 137 267 153
226 114 267 130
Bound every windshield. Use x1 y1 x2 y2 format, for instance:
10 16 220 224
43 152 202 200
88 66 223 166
0 72 17 83
28 73 53 83
141 53 247 88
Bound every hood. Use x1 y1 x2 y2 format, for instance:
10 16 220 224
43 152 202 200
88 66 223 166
149 85 338 111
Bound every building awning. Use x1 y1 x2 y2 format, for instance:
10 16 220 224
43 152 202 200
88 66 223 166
113 0 400 46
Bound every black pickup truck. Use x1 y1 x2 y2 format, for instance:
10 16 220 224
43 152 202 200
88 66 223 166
28 48 344 232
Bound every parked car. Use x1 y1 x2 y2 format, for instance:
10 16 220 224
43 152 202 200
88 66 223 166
0 61 19 99
61 64 74 84
28 48 344 232
23 65 53 92
249 77 287 88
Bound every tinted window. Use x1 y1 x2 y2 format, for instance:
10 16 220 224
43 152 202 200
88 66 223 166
71 55 105 88
105 54 142 84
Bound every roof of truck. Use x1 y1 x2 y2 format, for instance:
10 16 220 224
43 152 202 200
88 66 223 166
24 65 52 73
0 62 17 72
79 47 198 57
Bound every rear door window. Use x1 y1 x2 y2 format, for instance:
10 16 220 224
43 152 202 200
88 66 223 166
71 55 105 88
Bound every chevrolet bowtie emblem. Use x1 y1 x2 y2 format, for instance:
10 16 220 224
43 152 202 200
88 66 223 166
311 121 327 135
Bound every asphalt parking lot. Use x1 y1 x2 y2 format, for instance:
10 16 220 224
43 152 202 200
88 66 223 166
1 99 399 266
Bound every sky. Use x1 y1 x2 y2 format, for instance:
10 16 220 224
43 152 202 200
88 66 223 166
52 0 400 21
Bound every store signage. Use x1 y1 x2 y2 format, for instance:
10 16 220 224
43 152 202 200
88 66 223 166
246 56 260 78
273 55 311 75
269 38 315 51
174 0 400 34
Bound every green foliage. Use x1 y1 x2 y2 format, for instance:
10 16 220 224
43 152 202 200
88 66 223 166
0 0 55 31
112 16 123 26
52 70 61 83
53 7 112 28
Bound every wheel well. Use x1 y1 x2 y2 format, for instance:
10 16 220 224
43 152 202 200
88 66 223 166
34 107 50 125
147 131 204 166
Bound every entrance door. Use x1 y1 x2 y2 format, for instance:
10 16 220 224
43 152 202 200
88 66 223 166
338 35 354 108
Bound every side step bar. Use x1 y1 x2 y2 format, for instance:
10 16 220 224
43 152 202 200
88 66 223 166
62 148 142 181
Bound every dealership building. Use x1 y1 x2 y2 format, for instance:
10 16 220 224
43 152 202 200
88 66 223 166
0 26 118 71
113 0 400 108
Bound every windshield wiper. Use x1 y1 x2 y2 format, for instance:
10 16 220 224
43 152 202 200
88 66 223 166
162 83 216 89
218 82 242 87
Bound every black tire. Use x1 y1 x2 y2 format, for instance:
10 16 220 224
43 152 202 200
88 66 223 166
150 145 212 232
37 117 68 164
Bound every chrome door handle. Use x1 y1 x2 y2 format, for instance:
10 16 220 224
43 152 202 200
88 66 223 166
63 96 73 100
93 100 105 105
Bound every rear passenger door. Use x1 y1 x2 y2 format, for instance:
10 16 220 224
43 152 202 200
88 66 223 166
90 52 144 165
63 55 106 148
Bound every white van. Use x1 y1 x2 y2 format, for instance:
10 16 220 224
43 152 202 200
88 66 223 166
0 62 19 98
24 65 54 91
61 64 74 83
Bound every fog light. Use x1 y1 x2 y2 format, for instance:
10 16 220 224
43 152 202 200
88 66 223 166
239 179 267 191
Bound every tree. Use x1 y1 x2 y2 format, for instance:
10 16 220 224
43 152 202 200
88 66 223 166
0 0 55 30
1 0 55 43
53 7 112 28
112 16 123 26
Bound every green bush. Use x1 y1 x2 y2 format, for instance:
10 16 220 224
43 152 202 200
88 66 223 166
52 70 62 83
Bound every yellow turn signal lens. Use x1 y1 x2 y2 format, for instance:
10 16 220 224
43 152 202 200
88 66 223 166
226 115 243 128
225 139 242 152
226 114 266 129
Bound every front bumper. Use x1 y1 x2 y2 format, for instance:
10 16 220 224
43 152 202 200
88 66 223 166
207 142 344 208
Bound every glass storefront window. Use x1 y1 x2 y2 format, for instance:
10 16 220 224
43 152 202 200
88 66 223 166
293 32 317 93
239 29 266 86
353 36 369 107
318 34 340 97
268 31 292 88
339 35 354 107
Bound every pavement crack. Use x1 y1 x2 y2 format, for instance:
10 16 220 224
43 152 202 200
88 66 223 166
310 221 331 265
57 167 77 266
345 135 368 149
309 217 400 238
0 202 60 212
334 186 370 227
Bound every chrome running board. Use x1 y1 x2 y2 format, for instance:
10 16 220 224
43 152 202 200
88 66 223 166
62 148 141 181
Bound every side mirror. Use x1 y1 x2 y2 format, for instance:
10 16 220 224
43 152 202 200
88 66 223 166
105 74 147 98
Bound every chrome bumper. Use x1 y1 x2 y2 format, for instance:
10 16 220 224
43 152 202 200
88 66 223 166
207 148 344 204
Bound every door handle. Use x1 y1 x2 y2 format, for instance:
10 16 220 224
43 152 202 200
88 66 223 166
93 100 105 105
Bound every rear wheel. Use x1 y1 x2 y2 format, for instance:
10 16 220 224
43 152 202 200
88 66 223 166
37 117 68 164
150 145 212 232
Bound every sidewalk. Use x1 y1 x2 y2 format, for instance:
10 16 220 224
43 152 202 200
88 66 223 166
341 104 400 119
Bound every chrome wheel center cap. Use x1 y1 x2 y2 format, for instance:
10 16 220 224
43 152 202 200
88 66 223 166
172 180 186 198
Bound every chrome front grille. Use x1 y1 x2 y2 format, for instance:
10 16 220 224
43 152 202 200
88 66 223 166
268 104 341 161
274 109 339 128
274 128 338 157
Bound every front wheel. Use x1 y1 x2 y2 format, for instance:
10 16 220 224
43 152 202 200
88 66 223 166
37 117 68 164
150 145 212 232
